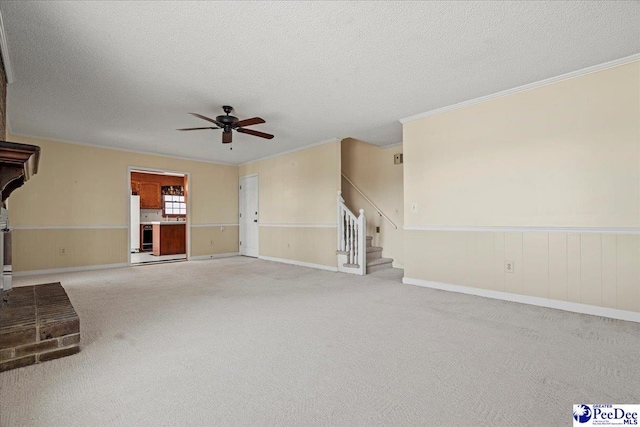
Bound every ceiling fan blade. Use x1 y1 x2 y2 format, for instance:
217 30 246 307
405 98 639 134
222 131 233 144
233 117 265 128
189 113 224 127
236 127 274 139
177 127 220 131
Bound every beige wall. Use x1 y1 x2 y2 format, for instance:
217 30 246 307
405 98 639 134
404 62 639 228
191 226 239 258
403 62 640 313
8 134 239 272
239 141 341 268
258 226 337 267
341 138 404 267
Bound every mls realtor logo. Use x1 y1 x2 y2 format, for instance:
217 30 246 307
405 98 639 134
574 404 639 426
574 405 593 424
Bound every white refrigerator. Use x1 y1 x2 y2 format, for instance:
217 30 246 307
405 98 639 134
130 195 140 252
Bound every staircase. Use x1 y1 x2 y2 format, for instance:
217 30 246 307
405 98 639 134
365 236 394 273
337 191 394 275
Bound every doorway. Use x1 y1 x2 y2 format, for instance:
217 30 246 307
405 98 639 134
239 174 259 257
128 168 190 265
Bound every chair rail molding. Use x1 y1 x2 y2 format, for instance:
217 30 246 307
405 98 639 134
403 225 640 234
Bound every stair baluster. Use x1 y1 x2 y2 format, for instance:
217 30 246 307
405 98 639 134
336 191 366 275
349 217 354 264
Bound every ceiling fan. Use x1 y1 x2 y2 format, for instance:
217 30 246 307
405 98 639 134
177 105 274 146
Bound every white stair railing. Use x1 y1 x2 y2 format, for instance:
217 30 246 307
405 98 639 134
336 191 366 275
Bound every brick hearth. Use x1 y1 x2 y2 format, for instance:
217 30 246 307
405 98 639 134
0 283 80 372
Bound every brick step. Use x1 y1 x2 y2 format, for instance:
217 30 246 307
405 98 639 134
0 283 80 372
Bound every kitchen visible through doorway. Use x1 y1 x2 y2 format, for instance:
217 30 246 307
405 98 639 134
129 169 188 265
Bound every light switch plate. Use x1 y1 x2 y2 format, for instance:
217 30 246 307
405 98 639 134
411 203 418 213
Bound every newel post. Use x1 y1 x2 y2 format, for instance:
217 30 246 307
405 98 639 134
337 191 343 252
358 209 366 275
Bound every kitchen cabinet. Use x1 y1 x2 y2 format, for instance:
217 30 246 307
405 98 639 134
152 223 186 256
138 182 161 209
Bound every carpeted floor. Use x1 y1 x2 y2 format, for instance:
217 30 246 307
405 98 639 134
1 256 639 426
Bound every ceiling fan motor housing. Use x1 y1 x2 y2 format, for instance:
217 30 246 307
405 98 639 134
180 105 274 142
217 105 237 127
216 115 238 126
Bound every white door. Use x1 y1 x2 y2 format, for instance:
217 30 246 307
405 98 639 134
239 175 259 257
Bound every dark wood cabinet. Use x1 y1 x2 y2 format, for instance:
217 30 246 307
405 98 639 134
131 171 184 211
152 224 186 256
138 182 161 209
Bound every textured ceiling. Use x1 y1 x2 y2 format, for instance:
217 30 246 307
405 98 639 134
2 1 639 165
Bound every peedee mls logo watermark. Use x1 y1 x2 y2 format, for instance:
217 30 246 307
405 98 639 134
573 404 639 426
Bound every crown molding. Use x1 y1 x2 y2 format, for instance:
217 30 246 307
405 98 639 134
380 142 403 149
238 137 340 167
400 53 640 124
8 131 342 168
0 9 14 84
7 131 238 167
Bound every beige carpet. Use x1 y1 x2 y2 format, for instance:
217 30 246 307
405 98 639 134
1 256 639 426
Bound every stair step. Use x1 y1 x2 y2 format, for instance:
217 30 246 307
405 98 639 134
366 246 383 261
366 236 373 248
366 257 393 273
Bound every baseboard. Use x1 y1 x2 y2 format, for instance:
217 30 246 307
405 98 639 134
14 263 129 277
402 277 640 324
190 252 240 261
258 255 338 272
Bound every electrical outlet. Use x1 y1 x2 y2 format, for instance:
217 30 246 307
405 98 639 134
411 203 418 213
210 240 214 246
505 260 514 273
59 247 66 256
220 226 225 231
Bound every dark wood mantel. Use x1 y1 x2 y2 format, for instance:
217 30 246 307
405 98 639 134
0 141 41 202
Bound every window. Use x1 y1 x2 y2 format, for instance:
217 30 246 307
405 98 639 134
163 195 186 216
